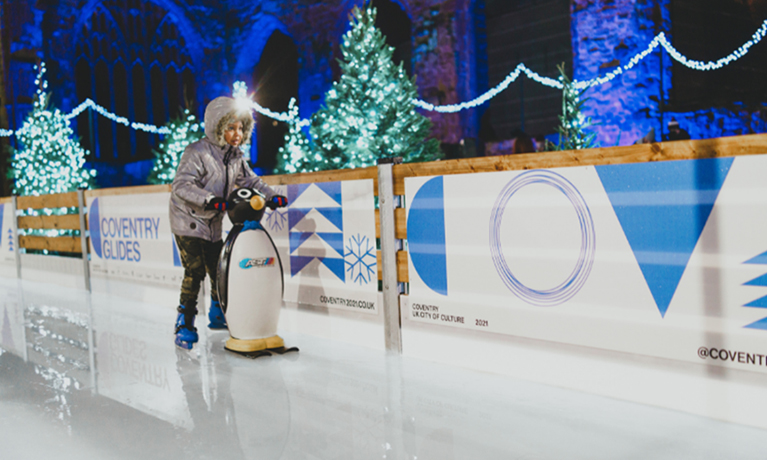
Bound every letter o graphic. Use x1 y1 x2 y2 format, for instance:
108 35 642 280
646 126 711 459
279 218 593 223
490 170 596 306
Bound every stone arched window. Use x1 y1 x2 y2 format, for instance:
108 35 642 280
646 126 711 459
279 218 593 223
75 0 195 161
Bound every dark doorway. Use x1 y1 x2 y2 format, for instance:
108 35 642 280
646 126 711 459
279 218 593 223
374 0 412 74
253 31 299 173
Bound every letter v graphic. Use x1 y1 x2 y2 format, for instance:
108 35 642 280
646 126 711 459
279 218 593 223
596 157 733 317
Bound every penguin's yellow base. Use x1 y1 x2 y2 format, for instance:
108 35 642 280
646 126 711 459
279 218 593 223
225 335 284 353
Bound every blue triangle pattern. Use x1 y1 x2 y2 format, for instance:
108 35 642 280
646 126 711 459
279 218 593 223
744 273 767 287
287 183 311 205
315 207 343 232
320 257 346 282
316 232 345 257
172 238 182 267
744 251 767 265
744 294 767 309
316 182 343 206
744 316 767 330
289 232 314 254
0 204 4 248
290 256 315 277
288 208 311 230
89 198 102 258
596 157 733 318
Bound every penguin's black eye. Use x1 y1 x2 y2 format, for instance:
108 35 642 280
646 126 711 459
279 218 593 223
237 189 252 199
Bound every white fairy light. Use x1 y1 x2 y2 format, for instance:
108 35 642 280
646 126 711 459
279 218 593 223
1 19 765 137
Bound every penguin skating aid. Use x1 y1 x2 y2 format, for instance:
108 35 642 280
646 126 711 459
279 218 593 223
217 188 298 358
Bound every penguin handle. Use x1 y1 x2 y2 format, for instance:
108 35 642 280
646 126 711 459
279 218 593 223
250 195 266 211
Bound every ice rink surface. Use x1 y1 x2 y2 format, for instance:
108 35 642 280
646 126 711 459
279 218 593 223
1 278 766 460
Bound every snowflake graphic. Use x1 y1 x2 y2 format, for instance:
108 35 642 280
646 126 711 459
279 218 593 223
344 234 376 285
265 208 288 232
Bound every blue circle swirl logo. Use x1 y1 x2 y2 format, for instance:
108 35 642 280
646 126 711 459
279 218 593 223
490 170 596 306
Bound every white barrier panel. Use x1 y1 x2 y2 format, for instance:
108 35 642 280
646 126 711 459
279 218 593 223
20 253 86 290
0 203 16 268
265 181 379 313
405 155 767 374
91 182 378 314
88 192 183 288
0 277 23 358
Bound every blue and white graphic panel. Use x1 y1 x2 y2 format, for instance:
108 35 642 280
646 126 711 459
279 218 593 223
88 192 183 288
669 155 767 335
274 180 378 314
405 155 767 373
0 202 17 272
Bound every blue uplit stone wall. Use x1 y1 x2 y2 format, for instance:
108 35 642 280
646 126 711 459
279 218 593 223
572 0 766 145
572 0 673 146
5 0 766 183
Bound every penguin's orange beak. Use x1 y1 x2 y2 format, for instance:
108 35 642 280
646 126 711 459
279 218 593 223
250 195 266 211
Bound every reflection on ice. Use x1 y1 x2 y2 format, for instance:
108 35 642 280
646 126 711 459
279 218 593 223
1 279 767 460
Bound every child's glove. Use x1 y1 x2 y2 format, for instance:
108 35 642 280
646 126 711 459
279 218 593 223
204 197 229 211
269 195 289 209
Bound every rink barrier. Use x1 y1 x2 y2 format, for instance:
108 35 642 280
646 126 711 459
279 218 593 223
3 132 767 355
265 133 767 353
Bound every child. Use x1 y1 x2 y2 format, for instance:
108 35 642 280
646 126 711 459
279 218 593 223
169 96 288 349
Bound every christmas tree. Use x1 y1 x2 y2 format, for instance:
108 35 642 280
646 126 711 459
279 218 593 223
147 108 203 185
553 63 597 151
10 63 96 196
275 98 312 174
295 5 440 172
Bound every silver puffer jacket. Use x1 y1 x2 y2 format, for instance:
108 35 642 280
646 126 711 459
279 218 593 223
170 96 276 242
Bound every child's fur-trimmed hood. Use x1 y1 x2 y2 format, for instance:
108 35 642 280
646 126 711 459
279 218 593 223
203 96 255 147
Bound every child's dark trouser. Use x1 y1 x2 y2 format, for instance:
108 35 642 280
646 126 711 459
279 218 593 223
175 235 224 308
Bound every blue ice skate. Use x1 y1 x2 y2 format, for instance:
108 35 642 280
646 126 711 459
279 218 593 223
208 299 228 330
175 305 199 349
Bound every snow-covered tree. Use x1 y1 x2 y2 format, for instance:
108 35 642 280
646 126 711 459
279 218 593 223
275 98 313 174
283 6 441 173
147 109 203 184
553 63 598 151
10 63 95 195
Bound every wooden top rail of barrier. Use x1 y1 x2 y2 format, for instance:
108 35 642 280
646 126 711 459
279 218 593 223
263 166 378 193
391 133 767 195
